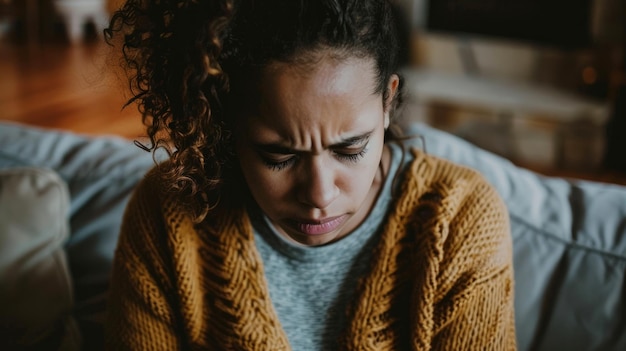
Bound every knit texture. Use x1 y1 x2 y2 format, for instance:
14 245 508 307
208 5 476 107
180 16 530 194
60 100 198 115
105 149 516 350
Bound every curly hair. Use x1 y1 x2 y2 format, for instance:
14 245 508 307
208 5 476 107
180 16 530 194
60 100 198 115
106 0 405 221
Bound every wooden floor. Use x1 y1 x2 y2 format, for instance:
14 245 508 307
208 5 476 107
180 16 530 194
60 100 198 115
0 39 145 139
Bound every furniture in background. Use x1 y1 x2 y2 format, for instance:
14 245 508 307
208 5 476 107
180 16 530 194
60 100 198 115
1 121 624 350
0 122 154 350
396 0 624 176
0 0 109 44
400 68 610 171
52 0 109 44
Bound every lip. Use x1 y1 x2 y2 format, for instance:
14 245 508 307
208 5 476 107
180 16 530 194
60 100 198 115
286 215 348 236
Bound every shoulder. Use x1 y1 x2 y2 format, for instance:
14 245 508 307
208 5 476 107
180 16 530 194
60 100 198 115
118 162 197 253
129 160 209 220
127 162 178 221
396 147 511 273
399 146 505 213
123 161 248 245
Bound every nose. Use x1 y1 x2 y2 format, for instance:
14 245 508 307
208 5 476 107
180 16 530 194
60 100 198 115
297 156 339 209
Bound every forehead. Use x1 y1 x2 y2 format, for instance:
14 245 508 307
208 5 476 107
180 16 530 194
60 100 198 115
233 53 381 113
266 49 376 80
283 61 366 92
261 55 377 110
235 55 384 145
256 54 379 106
230 50 380 113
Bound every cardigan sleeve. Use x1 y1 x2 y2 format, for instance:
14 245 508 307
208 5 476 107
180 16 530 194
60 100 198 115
105 172 183 350
430 175 517 351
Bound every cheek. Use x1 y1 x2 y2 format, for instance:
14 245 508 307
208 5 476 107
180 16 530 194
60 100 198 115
338 148 384 197
237 150 292 203
337 172 368 200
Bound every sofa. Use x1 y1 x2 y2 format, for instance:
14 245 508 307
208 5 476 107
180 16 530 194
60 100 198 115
0 120 624 350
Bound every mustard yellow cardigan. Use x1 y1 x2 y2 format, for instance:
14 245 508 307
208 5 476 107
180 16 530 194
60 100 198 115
105 149 516 350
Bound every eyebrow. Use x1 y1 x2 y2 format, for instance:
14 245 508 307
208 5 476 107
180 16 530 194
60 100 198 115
253 130 373 154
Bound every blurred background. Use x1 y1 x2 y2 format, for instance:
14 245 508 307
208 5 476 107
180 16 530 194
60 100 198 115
0 0 625 184
0 0 140 138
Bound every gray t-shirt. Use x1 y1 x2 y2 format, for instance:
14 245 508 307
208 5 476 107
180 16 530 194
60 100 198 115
251 141 404 350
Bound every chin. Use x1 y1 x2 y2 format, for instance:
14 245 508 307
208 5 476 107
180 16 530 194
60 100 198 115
283 229 341 247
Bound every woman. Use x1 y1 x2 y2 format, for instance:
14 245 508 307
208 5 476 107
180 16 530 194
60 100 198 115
105 0 516 349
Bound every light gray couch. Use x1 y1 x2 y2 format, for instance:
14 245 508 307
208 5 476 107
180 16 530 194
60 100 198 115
0 121 624 350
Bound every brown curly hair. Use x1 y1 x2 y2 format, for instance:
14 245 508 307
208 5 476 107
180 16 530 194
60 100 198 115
106 0 404 221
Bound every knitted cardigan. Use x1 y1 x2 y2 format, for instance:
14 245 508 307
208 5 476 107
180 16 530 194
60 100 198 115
105 149 516 350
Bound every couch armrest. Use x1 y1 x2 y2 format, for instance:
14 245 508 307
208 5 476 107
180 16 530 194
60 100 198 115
0 167 80 350
0 122 156 349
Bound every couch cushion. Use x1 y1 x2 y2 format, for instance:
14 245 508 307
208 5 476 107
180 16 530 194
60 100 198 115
399 121 626 351
0 167 79 349
0 122 157 349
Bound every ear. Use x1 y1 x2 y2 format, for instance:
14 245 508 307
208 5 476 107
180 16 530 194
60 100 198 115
384 74 400 129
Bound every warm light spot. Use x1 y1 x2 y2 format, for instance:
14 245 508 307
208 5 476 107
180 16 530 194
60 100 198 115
582 66 598 85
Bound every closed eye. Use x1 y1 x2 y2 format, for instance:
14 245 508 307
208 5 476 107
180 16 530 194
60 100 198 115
253 130 373 170
333 147 368 163
259 152 297 171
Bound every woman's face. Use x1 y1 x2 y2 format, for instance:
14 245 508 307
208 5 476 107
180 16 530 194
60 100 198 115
235 54 399 246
